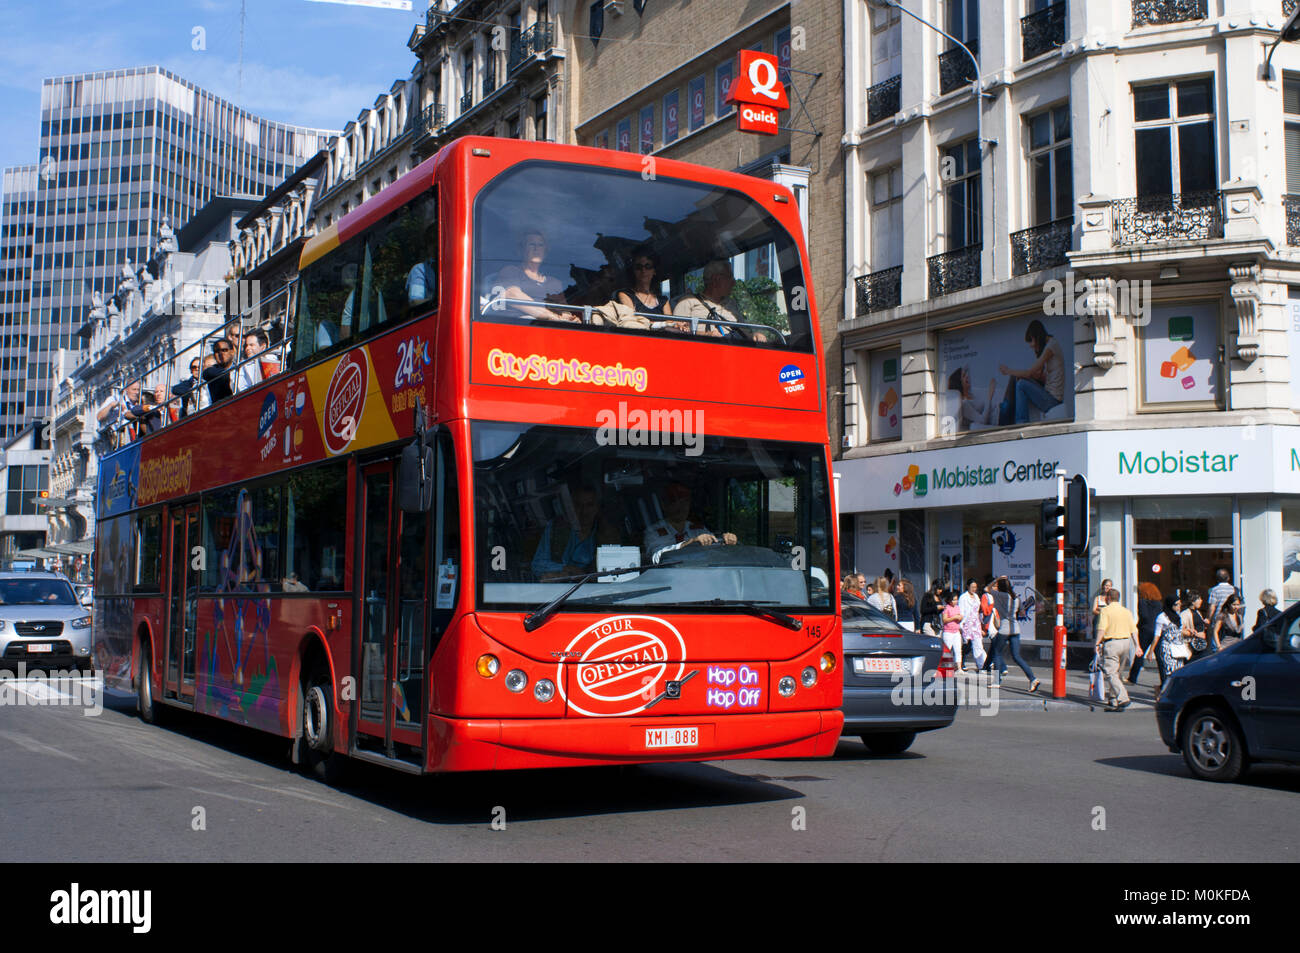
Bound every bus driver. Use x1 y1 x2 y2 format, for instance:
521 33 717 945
643 480 737 563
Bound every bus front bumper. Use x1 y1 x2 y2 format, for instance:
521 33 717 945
427 710 845 771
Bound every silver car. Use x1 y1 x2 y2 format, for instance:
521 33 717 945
0 572 94 673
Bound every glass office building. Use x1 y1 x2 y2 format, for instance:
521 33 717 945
0 66 335 438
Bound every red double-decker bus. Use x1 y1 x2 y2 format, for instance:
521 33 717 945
94 136 842 775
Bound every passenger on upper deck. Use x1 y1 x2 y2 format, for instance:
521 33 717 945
495 230 576 323
672 260 749 338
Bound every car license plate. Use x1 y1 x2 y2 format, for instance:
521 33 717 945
853 656 908 675
645 726 698 748
26 643 53 654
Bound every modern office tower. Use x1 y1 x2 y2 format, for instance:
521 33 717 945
0 66 336 439
0 166 37 435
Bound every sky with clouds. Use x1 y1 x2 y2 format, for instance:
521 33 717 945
0 0 423 173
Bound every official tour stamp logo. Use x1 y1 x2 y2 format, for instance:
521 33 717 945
323 352 367 455
558 615 687 717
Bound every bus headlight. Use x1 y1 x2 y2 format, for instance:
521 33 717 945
778 676 796 697
819 652 836 673
534 679 555 703
800 666 817 688
504 669 528 693
476 654 500 678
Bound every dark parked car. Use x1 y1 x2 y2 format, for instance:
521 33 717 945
1156 601 1300 782
841 598 956 753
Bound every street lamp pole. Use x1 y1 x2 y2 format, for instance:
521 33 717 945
870 0 996 153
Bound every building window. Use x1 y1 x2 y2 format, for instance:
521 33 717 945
1026 103 1072 225
534 96 548 142
1132 78 1216 201
869 166 904 270
942 139 981 250
589 2 603 46
1284 73 1300 198
870 2 901 84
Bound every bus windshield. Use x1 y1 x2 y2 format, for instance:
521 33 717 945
473 161 812 351
473 422 832 612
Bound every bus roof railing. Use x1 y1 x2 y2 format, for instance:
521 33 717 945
479 297 789 344
95 279 295 448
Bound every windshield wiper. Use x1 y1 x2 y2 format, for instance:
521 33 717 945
523 563 665 631
673 599 803 631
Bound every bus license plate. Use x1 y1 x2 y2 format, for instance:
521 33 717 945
26 643 53 654
645 726 699 749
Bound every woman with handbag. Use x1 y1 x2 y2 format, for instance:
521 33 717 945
868 575 897 620
1149 594 1189 698
1181 590 1211 661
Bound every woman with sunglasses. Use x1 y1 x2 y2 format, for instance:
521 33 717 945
616 251 671 316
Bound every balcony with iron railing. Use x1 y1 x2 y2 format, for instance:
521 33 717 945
927 244 982 298
1131 0 1207 28
1288 0 1298 17
459 91 474 114
855 266 903 316
1022 1 1066 61
508 21 554 72
867 75 901 126
1010 216 1074 276
1111 192 1223 245
1285 194 1300 245
938 41 978 96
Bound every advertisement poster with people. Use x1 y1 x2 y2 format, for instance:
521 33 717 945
938 314 1075 433
1285 523 1300 605
991 523 1037 634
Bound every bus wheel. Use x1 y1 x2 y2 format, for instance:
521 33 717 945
301 665 344 783
137 639 163 725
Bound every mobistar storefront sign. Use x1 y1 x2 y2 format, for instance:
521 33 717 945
835 434 1084 512
1088 427 1293 497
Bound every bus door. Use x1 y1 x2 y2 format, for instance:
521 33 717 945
355 461 428 761
164 503 200 701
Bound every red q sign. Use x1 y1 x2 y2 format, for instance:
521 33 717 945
725 50 790 111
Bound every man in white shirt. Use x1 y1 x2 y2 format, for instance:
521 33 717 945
642 481 736 563
235 329 268 392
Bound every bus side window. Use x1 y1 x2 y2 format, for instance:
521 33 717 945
286 461 347 592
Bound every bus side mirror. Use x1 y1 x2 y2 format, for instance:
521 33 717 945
398 440 436 513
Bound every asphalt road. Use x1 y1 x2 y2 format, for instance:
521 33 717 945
3 676 1297 863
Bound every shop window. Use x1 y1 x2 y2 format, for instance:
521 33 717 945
1138 301 1222 409
1132 496 1233 604
1284 505 1300 606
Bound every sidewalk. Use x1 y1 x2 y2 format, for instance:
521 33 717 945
952 661 1160 712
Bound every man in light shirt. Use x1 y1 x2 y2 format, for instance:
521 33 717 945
1094 588 1136 710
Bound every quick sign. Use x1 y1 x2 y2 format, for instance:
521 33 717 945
724 50 789 136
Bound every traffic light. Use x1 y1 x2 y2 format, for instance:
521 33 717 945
1039 499 1063 548
1065 474 1090 556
